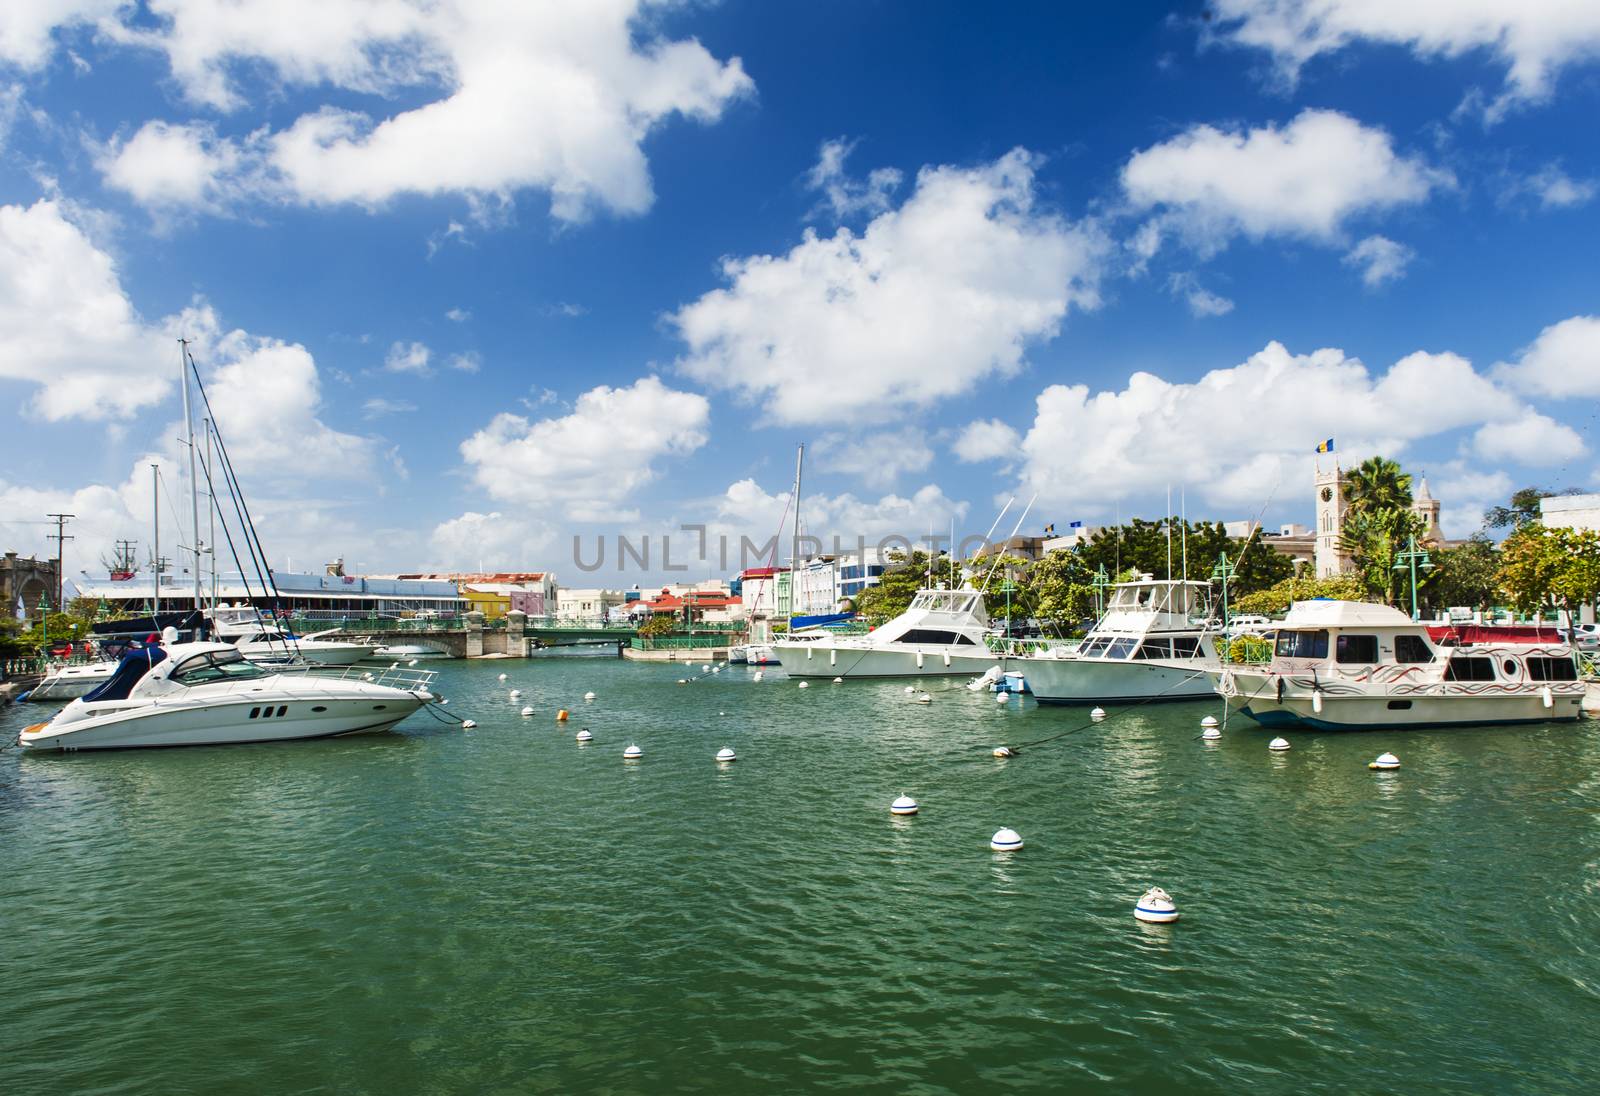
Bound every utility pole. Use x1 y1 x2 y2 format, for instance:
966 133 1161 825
46 512 74 611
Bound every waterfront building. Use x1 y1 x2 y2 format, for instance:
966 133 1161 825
739 567 780 621
1041 526 1099 552
835 548 888 604
1540 492 1600 533
385 571 555 614
74 569 465 617
554 588 627 622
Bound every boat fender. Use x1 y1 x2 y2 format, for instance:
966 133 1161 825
1542 686 1554 709
916 651 924 669
943 651 951 667
1311 689 1323 714
830 649 836 667
1276 676 1285 703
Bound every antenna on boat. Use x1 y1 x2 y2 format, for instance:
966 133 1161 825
981 495 1035 594
151 463 160 615
788 444 804 629
1166 483 1173 582
1181 485 1188 583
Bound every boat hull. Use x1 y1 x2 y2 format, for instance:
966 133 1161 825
774 642 1001 679
1220 669 1585 731
18 696 426 751
1022 656 1216 705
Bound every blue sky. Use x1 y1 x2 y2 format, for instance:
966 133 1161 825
1 1 1598 586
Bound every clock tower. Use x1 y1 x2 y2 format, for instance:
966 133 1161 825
1314 465 1351 577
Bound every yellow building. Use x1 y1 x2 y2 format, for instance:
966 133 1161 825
461 583 516 619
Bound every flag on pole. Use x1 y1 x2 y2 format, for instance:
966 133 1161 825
1043 523 1055 534
1315 438 1335 453
1069 520 1084 529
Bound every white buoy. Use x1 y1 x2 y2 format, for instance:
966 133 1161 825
1201 715 1219 729
440 698 449 705
520 706 534 717
1268 737 1291 751
753 672 763 682
798 681 810 689
904 685 915 695
460 719 477 729
832 676 843 683
716 747 737 763
623 744 642 761
1201 726 1222 741
1369 751 1400 771
1135 886 1180 924
992 746 1014 758
1090 707 1106 721
701 664 711 673
995 692 1009 704
677 678 688 685
509 689 521 698
408 659 418 667
890 795 919 816
576 729 593 743
915 691 932 704
498 673 507 682
990 827 1024 852
584 691 596 701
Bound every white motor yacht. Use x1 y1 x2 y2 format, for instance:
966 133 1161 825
18 641 436 751
1215 599 1585 731
208 605 374 667
1017 578 1220 704
24 660 119 701
774 589 1001 678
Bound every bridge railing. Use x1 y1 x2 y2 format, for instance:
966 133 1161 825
631 635 738 651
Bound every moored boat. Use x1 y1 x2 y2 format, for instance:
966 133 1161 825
1215 599 1585 731
774 589 1003 678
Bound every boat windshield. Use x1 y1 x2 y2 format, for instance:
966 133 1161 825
169 649 271 685
1274 630 1329 659
909 591 979 615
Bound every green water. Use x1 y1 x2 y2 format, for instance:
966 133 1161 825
4 656 1600 1094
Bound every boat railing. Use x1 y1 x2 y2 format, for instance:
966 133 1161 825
294 663 440 692
1218 635 1275 665
985 636 1076 656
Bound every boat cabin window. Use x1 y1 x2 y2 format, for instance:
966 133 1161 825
1528 656 1578 681
1275 630 1329 659
909 591 978 615
898 629 978 646
1443 656 1496 682
1134 638 1171 659
169 650 270 685
1079 638 1110 657
1171 636 1201 658
1334 634 1379 664
1103 638 1137 659
1394 635 1434 664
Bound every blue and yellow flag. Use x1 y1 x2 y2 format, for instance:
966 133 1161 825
1315 438 1335 454
1043 523 1055 535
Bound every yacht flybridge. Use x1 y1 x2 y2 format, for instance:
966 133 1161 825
1017 578 1220 704
1216 599 1585 731
774 589 1000 678
18 641 435 751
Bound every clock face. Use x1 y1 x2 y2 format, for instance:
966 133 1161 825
1320 487 1333 503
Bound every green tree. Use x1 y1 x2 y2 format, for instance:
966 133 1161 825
1022 549 1096 633
854 550 955 624
1483 486 1585 530
1233 573 1368 616
1343 456 1413 515
1341 506 1427 605
1079 518 1292 599
1423 535 1500 613
1496 525 1600 638
637 613 674 637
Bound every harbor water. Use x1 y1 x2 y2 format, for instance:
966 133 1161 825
4 656 1600 1093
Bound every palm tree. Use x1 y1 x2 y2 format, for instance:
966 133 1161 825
1343 457 1413 516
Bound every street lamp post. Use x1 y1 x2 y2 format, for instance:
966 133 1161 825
1392 535 1433 622
999 574 1018 639
1210 552 1237 636
1091 564 1112 618
37 594 50 647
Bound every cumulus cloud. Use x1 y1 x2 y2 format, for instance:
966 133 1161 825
445 307 470 322
953 419 1022 463
458 376 709 521
384 340 431 375
0 1 118 70
813 428 934 489
1208 0 1600 120
705 478 970 557
1342 235 1414 288
1493 314 1600 397
806 138 903 220
1500 163 1598 210
1122 109 1446 254
673 148 1107 426
966 340 1573 514
72 1 753 223
429 510 554 569
446 350 480 373
0 198 171 419
1167 271 1235 316
1472 409 1586 467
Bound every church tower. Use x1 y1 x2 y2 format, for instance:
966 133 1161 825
1411 478 1442 544
1314 465 1351 577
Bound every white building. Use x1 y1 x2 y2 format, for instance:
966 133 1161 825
835 547 889 604
1040 525 1098 552
1541 493 1600 533
554 588 627 622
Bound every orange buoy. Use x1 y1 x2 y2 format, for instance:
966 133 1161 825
556 709 569 722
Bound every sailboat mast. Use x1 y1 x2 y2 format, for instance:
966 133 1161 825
205 417 217 606
788 444 804 625
151 463 160 614
180 340 203 616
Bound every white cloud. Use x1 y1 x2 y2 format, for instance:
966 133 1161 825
1433 466 1515 538
1209 0 1600 119
76 1 753 223
982 340 1554 514
1503 164 1599 210
813 428 934 489
446 350 480 373
1167 271 1235 316
0 199 170 420
953 419 1022 463
706 478 970 557
458 376 709 521
1493 314 1600 397
673 148 1107 426
445 307 470 322
1121 109 1446 253
384 339 431 375
363 397 417 418
807 137 903 220
0 1 118 70
97 120 244 210
1472 409 1585 466
1342 234 1414 288
429 510 554 569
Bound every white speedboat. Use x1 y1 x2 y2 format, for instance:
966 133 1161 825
24 660 119 701
774 589 1002 678
1215 600 1585 731
208 606 373 667
373 643 448 660
1017 578 1220 704
18 642 436 751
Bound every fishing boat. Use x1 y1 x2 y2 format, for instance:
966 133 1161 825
1016 578 1220 704
18 640 435 751
773 588 1003 678
1215 599 1585 731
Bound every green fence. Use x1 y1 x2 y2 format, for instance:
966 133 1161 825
630 635 738 651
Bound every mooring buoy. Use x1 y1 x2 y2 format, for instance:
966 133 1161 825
990 827 1024 852
890 795 919 816
1135 886 1179 923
